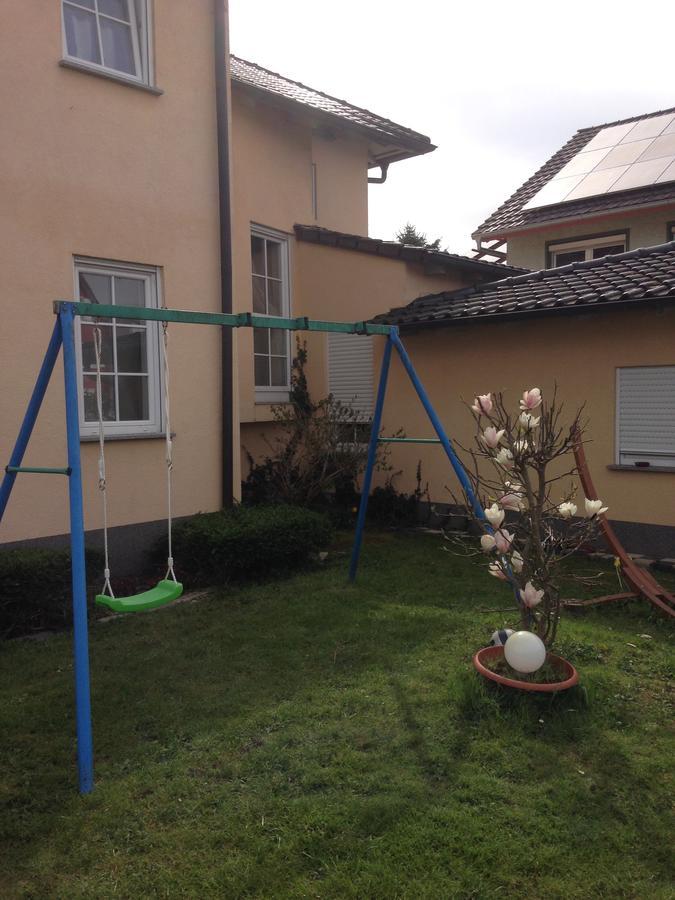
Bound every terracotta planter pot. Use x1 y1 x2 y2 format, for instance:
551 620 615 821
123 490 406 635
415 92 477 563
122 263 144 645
473 645 579 693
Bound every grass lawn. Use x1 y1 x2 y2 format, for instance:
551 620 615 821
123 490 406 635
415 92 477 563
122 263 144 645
1 531 673 898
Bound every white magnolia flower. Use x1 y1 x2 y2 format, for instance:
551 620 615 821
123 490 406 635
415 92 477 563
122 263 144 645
510 550 524 573
520 388 542 411
471 393 493 415
513 439 530 454
520 581 545 608
557 501 577 519
499 492 525 512
482 426 505 449
480 533 496 552
584 497 608 518
484 503 505 528
494 448 514 469
518 412 540 431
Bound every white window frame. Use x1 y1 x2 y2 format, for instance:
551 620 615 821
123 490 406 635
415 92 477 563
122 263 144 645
61 0 154 87
615 366 675 468
548 233 627 267
74 257 163 438
251 225 292 404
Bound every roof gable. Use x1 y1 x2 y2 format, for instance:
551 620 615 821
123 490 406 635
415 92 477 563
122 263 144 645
230 56 435 166
475 107 675 238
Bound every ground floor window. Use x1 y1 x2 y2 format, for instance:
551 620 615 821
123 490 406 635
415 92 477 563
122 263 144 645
548 232 627 267
327 332 374 426
616 366 675 468
75 257 162 437
251 227 291 403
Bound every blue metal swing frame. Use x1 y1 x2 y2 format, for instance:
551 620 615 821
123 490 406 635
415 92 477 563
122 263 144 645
0 302 487 795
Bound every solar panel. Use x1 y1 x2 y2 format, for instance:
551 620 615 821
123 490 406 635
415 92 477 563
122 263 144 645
524 113 675 210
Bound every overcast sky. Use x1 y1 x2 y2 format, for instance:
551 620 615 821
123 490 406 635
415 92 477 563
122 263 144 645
230 1 674 256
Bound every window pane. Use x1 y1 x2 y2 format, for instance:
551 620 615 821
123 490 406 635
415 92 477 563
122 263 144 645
79 272 112 305
252 276 266 313
592 244 625 259
552 250 585 267
267 280 282 315
266 242 281 279
83 374 116 422
114 276 145 307
98 0 130 20
81 324 114 371
254 355 269 387
118 375 149 420
270 329 286 355
253 329 269 354
116 326 148 373
270 357 288 387
251 237 265 275
64 5 101 64
100 17 136 76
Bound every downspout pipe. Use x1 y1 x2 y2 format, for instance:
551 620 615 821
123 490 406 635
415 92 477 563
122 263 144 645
213 0 234 506
367 162 389 184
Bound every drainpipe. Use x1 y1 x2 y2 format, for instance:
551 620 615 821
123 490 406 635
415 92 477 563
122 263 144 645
213 0 234 506
367 162 389 184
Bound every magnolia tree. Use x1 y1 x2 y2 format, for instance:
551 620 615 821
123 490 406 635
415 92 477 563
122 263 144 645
460 388 608 649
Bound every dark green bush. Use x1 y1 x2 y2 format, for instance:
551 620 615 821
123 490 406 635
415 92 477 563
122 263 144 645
166 505 334 587
0 547 104 639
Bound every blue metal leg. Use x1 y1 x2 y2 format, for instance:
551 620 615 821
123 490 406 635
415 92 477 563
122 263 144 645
0 320 63 523
61 307 94 794
348 334 393 581
389 330 485 521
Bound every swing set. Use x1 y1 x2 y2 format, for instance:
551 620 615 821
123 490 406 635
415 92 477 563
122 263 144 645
0 300 487 794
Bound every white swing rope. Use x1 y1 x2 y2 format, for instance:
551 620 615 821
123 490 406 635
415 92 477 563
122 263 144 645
162 320 177 583
93 324 114 599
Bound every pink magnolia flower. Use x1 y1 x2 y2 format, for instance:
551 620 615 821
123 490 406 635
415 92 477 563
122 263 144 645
520 581 545 608
520 388 542 411
471 393 493 415
510 550 524 573
499 492 524 512
494 528 514 554
488 562 508 581
557 501 577 519
482 426 505 449
480 534 496 552
494 448 514 469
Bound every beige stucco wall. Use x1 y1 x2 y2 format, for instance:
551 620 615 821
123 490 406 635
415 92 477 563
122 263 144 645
240 242 483 476
506 205 675 270
376 306 675 528
0 2 226 543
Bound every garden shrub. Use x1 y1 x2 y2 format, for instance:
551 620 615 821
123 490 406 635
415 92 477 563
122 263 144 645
367 465 430 527
166 505 334 587
0 547 104 639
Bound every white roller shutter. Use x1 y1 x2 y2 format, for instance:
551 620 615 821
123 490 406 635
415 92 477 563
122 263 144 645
617 366 675 467
327 333 374 421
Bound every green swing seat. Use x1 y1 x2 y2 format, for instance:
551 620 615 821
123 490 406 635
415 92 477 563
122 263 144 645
95 579 183 614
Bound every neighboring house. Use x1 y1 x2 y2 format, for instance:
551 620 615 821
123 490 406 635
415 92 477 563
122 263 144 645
375 107 675 555
0 7 512 565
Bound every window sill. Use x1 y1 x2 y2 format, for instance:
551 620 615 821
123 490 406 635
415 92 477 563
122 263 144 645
607 464 675 475
255 393 290 405
81 432 172 443
59 58 163 95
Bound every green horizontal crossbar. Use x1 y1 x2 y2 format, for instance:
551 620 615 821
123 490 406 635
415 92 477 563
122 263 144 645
54 302 393 336
5 465 71 475
377 437 442 444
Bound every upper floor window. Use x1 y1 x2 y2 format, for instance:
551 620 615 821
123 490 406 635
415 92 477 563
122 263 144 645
548 232 627 268
75 258 162 438
62 1 152 85
251 228 291 402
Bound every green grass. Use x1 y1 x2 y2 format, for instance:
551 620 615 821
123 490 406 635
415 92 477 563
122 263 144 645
1 532 673 899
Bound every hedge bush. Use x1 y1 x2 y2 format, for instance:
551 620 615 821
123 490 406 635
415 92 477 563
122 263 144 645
166 505 334 587
0 547 104 639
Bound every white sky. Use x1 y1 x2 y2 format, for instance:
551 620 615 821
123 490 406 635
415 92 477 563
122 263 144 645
230 0 674 256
